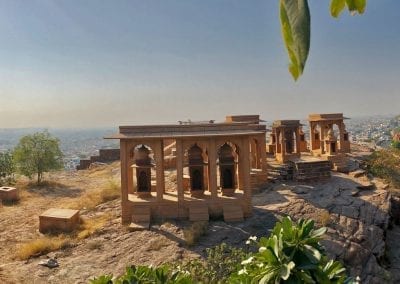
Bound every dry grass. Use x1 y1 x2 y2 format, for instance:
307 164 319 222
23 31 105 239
318 210 331 226
16 236 72 260
183 221 208 246
146 237 170 251
77 213 111 240
67 179 121 210
15 213 112 260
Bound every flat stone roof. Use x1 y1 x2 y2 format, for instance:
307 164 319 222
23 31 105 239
106 123 266 140
308 113 349 121
40 208 80 219
272 120 301 127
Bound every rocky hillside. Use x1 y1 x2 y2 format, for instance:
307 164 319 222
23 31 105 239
0 148 399 283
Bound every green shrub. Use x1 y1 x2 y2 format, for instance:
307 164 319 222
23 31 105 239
177 243 247 283
91 217 352 283
230 217 352 283
90 265 193 284
0 151 15 186
366 148 400 188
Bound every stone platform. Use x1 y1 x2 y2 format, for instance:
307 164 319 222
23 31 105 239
0 187 19 202
39 208 80 233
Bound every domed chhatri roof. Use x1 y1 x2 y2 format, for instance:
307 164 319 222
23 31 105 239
135 145 151 165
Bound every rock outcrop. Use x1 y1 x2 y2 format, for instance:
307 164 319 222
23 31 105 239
258 173 391 283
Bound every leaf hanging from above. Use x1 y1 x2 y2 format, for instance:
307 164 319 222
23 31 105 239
330 0 346 18
280 0 311 81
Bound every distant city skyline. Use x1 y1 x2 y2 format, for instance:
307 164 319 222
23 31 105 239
0 1 399 128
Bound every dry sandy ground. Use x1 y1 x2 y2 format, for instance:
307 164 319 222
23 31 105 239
0 159 399 283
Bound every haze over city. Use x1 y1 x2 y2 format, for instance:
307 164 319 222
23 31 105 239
0 0 399 128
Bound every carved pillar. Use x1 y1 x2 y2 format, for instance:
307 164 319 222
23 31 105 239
208 138 218 200
176 139 184 203
295 128 301 154
259 134 268 173
120 140 129 223
154 140 165 202
339 122 345 152
281 127 286 156
320 123 325 154
127 142 134 195
241 137 252 217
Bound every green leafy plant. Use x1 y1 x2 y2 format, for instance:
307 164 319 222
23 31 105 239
13 130 63 184
280 0 367 80
230 217 352 283
91 217 352 283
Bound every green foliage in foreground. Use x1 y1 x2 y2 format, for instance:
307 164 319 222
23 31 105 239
0 151 15 186
366 148 400 188
391 140 400 150
280 0 366 80
13 130 63 184
90 217 353 284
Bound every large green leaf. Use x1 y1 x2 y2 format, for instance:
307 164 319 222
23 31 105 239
280 0 311 81
330 0 346 18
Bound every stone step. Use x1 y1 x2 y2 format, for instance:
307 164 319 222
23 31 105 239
128 221 150 231
223 204 244 222
189 205 209 221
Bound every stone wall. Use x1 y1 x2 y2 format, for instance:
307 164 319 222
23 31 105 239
76 148 120 170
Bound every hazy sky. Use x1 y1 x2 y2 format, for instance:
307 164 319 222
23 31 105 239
0 0 399 128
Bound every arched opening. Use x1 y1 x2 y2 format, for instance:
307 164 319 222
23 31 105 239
188 144 205 195
218 143 236 190
332 123 340 151
284 129 295 154
130 144 155 197
191 169 203 190
222 168 233 188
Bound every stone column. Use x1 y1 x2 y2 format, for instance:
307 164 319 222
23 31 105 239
208 138 218 200
320 123 325 154
154 139 165 202
250 139 257 169
309 122 315 151
176 139 184 203
120 140 130 223
339 122 345 152
295 128 301 154
259 134 268 173
126 166 135 194
281 128 286 156
241 137 252 217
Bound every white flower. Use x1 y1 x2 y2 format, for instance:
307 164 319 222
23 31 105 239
245 240 251 245
257 263 264 268
238 268 248 275
249 236 257 241
258 246 267 253
241 256 254 265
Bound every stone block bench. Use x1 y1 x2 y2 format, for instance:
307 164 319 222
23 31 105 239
39 208 80 234
0 186 19 202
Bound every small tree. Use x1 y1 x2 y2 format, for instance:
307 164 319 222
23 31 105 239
13 131 63 185
0 151 15 185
